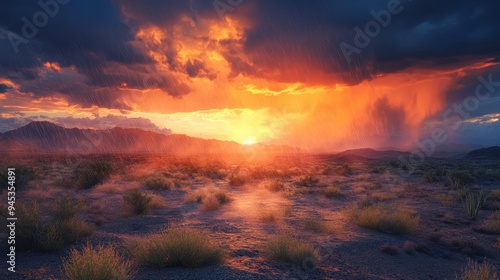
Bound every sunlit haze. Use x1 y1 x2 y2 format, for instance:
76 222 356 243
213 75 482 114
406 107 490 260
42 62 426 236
1 1 500 151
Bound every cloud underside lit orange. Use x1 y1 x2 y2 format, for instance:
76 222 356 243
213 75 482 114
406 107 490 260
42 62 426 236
1 11 498 151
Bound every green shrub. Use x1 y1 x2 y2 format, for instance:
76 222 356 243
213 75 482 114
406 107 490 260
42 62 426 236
457 259 497 280
34 223 65 252
63 243 133 280
127 227 224 268
350 204 419 234
51 195 83 222
76 161 114 189
461 189 488 220
17 202 43 249
265 233 320 269
123 189 153 214
447 171 474 187
17 202 93 252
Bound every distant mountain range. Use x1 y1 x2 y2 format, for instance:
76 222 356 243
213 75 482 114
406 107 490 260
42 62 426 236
0 121 298 154
335 148 406 159
335 146 499 160
0 121 497 159
463 146 500 160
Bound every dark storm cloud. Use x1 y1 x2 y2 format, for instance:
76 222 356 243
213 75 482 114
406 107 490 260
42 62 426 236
186 59 217 80
0 83 10 93
0 0 190 108
1 0 500 109
223 0 500 85
439 64 500 119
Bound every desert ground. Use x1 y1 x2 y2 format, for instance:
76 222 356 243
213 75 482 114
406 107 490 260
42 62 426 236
1 153 499 279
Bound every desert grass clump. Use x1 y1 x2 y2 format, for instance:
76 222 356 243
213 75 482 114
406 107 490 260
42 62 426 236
123 189 153 215
457 259 497 280
201 195 222 211
63 243 133 280
144 176 173 191
228 174 246 187
296 176 320 188
350 204 419 234
185 187 231 211
76 161 114 189
461 189 488 220
51 194 83 222
265 233 320 269
302 218 336 234
16 202 43 249
334 164 352 177
17 201 93 252
127 227 224 268
267 181 285 192
324 186 343 198
50 195 93 245
447 170 474 188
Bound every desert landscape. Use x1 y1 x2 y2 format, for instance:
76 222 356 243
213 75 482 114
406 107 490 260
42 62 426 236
2 0 500 279
0 123 499 279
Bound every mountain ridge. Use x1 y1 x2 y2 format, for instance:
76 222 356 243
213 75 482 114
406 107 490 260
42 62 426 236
0 121 288 154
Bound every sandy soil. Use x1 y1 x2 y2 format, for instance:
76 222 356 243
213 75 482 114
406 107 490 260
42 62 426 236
1 154 499 279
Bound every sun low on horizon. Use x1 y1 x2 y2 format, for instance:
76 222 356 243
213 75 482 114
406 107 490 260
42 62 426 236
0 0 500 152
2 2 500 279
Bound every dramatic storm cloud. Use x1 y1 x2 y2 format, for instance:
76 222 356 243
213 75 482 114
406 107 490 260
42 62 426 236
0 0 499 150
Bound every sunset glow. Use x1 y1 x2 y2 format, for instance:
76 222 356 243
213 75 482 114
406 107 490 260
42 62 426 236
1 2 500 279
1 1 499 150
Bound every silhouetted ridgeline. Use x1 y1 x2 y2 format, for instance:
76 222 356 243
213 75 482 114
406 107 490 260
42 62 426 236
0 121 298 155
463 146 500 160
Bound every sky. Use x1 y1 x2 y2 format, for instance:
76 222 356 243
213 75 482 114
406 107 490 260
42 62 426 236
0 0 499 151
